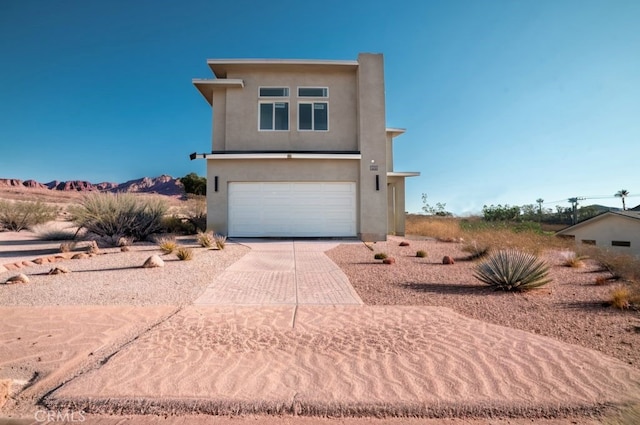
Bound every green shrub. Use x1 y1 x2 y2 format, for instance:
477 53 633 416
183 195 207 233
176 247 194 261
474 249 552 291
180 173 206 196
197 231 213 248
416 250 427 258
374 252 387 260
0 200 57 232
214 233 227 249
71 193 168 241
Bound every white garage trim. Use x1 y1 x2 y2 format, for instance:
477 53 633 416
228 182 357 237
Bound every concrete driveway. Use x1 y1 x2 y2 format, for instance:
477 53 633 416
194 239 363 306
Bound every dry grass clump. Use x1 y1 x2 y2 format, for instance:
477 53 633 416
374 252 388 260
609 285 640 310
406 215 462 241
32 223 78 241
416 250 427 258
214 233 227 249
0 200 58 232
59 242 77 253
176 247 194 261
197 231 214 248
562 252 588 268
156 236 178 254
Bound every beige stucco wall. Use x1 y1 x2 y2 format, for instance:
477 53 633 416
210 68 358 152
356 53 388 241
206 158 359 234
561 215 640 256
387 176 406 236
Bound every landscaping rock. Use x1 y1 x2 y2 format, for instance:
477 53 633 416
142 255 164 268
399 241 410 247
121 246 130 252
21 261 37 267
383 258 396 265
33 258 48 265
4 273 29 284
4 263 19 271
442 256 455 265
48 266 70 275
71 253 90 260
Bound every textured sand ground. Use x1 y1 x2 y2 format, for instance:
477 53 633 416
45 306 640 418
2 232 640 424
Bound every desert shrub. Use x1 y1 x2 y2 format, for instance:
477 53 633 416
416 250 427 258
577 246 640 283
609 285 640 310
180 173 206 196
374 252 387 260
156 236 178 254
161 215 194 234
197 231 214 248
71 193 167 241
181 195 207 233
562 252 587 268
214 233 227 249
474 249 552 291
0 200 57 231
176 247 194 261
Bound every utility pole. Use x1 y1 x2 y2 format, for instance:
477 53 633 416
568 197 585 225
536 198 544 223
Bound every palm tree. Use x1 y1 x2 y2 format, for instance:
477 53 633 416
615 189 629 210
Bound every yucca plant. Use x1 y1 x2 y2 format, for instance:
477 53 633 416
473 249 552 291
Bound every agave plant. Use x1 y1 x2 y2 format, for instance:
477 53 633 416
473 249 552 291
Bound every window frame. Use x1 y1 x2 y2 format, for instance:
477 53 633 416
258 87 290 131
611 240 631 247
297 101 329 132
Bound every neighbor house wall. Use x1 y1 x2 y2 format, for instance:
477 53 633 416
206 158 359 234
387 176 406 236
563 215 640 257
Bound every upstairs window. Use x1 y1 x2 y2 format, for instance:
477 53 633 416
259 87 289 131
298 102 328 131
298 87 328 97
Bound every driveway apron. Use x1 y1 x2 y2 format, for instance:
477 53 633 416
194 240 363 306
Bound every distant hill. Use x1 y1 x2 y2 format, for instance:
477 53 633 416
0 175 184 197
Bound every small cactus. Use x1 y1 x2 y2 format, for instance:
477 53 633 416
374 252 388 260
416 250 427 258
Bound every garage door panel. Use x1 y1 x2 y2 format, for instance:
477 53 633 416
229 182 356 237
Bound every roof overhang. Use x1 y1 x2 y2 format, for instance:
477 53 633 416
386 128 406 139
190 152 362 160
207 59 359 78
192 79 244 104
387 171 420 177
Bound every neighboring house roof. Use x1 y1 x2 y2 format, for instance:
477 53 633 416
631 204 640 211
556 211 640 235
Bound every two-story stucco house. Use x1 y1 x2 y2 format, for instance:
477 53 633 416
191 53 419 241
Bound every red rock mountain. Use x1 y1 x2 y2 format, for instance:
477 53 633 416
0 175 184 196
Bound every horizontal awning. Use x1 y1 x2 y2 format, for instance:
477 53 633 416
190 151 361 160
193 79 244 104
387 171 420 177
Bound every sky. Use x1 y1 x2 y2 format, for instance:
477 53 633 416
1 0 639 215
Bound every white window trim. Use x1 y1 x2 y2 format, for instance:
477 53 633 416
297 86 329 98
298 101 329 132
258 101 290 132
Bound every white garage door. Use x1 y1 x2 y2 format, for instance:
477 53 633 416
228 182 356 237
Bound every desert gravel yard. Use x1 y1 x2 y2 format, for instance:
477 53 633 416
326 236 640 369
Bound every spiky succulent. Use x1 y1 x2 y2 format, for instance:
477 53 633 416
473 249 552 291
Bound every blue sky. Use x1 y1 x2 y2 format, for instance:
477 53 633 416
1 0 638 215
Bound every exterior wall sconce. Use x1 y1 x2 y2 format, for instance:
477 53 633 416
375 174 379 191
214 176 218 192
